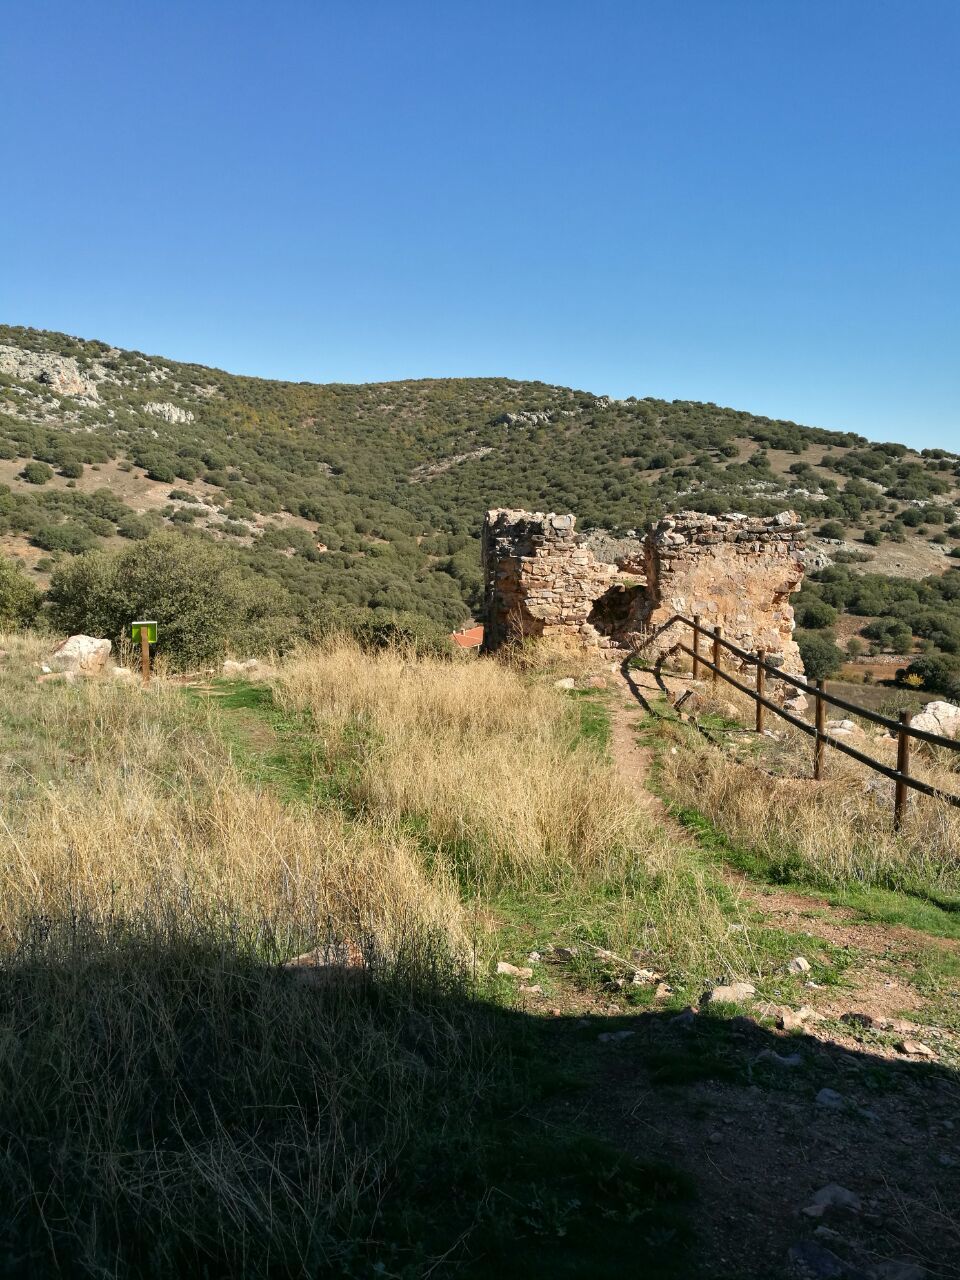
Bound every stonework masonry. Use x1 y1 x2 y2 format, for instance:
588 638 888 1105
481 508 807 679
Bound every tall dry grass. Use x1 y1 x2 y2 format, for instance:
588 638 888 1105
277 643 654 888
0 633 755 1273
0 634 479 1275
275 641 749 977
657 681 960 896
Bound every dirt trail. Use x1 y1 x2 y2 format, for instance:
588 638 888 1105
563 667 960 1278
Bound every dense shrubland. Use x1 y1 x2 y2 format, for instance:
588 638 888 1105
2 323 960 681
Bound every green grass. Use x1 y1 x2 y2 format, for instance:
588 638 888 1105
673 802 960 942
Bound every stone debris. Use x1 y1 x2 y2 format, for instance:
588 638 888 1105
654 981 673 999
597 1029 635 1044
826 719 865 740
48 635 112 676
778 1006 819 1031
788 956 812 975
495 962 534 979
787 1239 862 1278
757 1049 804 1068
815 1088 846 1111
801 1183 863 1219
519 984 543 996
553 946 578 961
707 981 756 1004
553 676 576 689
896 1039 936 1058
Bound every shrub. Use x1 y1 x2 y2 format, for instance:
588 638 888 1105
863 528 883 546
59 461 84 479
794 597 838 629
796 629 845 679
21 461 53 485
0 556 41 628
817 520 846 540
47 533 299 665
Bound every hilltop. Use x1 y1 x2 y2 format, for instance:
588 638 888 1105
2 323 960 691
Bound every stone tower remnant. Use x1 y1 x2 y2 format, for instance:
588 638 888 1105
481 508 806 678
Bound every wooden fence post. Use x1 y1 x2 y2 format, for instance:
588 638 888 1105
692 614 701 679
894 710 912 831
712 626 721 685
813 678 826 779
755 650 766 733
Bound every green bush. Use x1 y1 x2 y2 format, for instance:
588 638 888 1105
0 555 41 628
817 520 846 540
47 534 299 665
21 461 53 485
60 461 84 479
796 629 845 680
794 597 838 629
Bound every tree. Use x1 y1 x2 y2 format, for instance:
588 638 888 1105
0 556 41 628
794 597 839 629
796 629 845 680
47 533 298 665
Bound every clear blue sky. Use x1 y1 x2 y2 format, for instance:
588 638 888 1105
2 1 958 449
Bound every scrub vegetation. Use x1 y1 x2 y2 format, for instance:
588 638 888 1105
2 324 960 693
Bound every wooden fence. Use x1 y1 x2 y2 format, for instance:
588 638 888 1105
642 613 960 831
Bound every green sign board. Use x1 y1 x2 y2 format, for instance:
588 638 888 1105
131 619 158 644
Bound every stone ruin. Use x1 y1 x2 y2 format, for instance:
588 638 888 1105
481 508 807 678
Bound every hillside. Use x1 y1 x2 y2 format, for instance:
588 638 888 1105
2 323 960 688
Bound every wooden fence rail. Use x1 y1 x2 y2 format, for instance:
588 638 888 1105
639 613 960 831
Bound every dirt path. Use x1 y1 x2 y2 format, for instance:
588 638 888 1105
576 666 960 1278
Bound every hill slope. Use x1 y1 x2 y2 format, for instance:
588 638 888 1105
1 324 959 666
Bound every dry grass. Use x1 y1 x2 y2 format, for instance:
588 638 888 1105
275 641 749 978
277 643 658 889
0 633 754 1273
0 633 480 1275
657 679 960 896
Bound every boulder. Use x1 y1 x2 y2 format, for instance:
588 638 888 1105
49 635 112 676
909 700 960 740
784 692 809 715
826 718 864 741
707 981 755 1005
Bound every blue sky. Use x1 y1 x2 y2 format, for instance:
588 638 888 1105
2 1 958 449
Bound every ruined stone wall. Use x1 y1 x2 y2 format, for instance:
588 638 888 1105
481 507 806 677
629 511 806 673
481 509 621 651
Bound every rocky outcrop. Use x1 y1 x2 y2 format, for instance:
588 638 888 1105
0 345 99 399
481 507 806 680
144 401 195 425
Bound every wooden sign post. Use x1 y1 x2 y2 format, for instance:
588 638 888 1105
131 620 158 686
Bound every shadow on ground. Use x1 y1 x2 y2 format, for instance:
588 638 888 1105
0 918 957 1280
